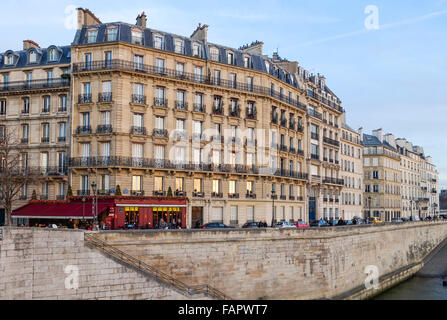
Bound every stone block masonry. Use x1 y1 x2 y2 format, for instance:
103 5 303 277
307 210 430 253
2 222 447 300
95 221 447 300
0 228 204 300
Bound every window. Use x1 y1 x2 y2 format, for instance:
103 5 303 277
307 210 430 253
213 70 221 85
175 39 184 54
28 51 37 63
194 66 203 82
210 47 219 61
6 54 14 65
42 123 50 141
229 181 237 195
102 142 111 157
59 95 67 112
106 27 118 41
176 62 185 76
154 177 163 192
132 176 143 192
83 82 91 96
227 52 234 65
132 30 143 45
194 179 202 193
86 29 98 43
244 56 251 68
155 116 165 130
0 100 6 115
155 58 165 74
212 180 221 193
42 96 50 113
247 181 254 193
21 124 29 141
229 73 237 88
133 54 144 70
230 206 238 223
59 122 66 139
247 206 254 222
175 178 184 192
153 34 164 49
154 145 165 160
192 43 202 57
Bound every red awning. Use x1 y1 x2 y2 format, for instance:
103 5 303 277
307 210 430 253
12 200 114 220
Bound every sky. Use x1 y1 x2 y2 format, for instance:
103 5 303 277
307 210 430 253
1 0 446 188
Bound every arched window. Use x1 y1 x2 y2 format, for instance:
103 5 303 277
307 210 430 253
48 48 57 61
28 51 37 63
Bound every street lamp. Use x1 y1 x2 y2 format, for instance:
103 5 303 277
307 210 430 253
91 181 97 229
271 189 276 227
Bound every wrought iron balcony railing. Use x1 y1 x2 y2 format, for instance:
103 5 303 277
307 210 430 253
96 125 113 134
132 94 146 105
98 92 112 103
0 78 70 93
130 126 147 135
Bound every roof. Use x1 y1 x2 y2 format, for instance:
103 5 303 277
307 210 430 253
0 45 71 70
12 199 114 219
362 133 397 150
72 22 303 90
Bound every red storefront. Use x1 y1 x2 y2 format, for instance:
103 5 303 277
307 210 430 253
12 196 188 230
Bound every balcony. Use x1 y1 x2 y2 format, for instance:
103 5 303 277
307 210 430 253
193 104 205 113
229 108 240 118
96 125 113 134
212 105 224 116
280 118 287 127
58 106 67 113
308 109 322 120
130 126 147 136
131 190 145 197
174 191 187 197
77 190 91 196
154 97 168 108
192 191 205 198
192 133 208 142
211 192 223 198
0 78 70 93
153 190 166 197
76 126 92 135
289 147 296 154
98 92 112 103
97 189 113 196
311 133 319 140
246 108 257 120
41 137 49 144
280 145 288 152
289 121 296 130
228 193 240 199
311 154 320 160
132 94 147 105
323 137 340 147
173 130 188 141
78 94 92 104
152 128 168 138
175 100 188 111
289 196 295 201
58 136 67 143
297 149 304 156
57 195 66 200
271 112 278 124
323 177 344 186
21 138 29 144
41 108 50 114
280 195 287 201
245 139 257 147
246 192 256 199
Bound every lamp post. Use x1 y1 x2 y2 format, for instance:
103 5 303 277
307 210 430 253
91 181 97 229
271 189 276 227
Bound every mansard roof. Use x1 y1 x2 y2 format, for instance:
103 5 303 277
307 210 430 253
0 45 71 70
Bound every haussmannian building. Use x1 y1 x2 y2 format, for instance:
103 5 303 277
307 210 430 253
361 129 402 221
0 40 71 218
68 9 345 227
339 117 363 220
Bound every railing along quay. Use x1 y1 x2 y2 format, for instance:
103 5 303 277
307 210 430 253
84 233 231 300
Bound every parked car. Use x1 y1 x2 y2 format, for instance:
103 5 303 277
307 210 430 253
401 217 410 222
337 219 347 226
242 222 261 228
423 216 433 221
392 218 403 223
310 219 330 228
201 223 234 229
352 217 364 225
367 217 384 224
409 216 421 222
328 219 339 226
275 221 297 229
296 221 310 228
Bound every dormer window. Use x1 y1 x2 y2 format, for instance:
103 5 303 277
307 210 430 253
48 48 57 62
244 56 251 68
174 39 184 54
153 34 164 49
28 51 37 63
210 47 219 61
6 54 14 65
192 43 202 58
106 27 118 41
132 30 144 45
227 52 234 65
87 29 98 43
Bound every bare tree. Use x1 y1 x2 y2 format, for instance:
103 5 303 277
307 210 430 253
0 129 40 226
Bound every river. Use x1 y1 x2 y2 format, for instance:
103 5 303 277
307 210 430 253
374 277 447 300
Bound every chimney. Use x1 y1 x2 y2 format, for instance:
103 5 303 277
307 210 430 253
384 133 396 148
358 127 364 142
23 40 40 50
136 12 147 28
372 128 383 143
190 23 209 43
240 41 264 56
77 8 102 30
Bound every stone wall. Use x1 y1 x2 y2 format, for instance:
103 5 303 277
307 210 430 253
94 221 447 300
0 227 198 300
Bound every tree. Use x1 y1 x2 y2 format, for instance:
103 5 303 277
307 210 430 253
115 185 122 196
167 186 173 197
0 129 40 226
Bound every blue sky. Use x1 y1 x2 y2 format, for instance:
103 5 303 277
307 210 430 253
1 0 446 188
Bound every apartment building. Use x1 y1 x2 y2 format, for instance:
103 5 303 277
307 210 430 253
340 120 363 220
420 155 439 216
67 9 345 228
362 129 402 221
0 41 71 217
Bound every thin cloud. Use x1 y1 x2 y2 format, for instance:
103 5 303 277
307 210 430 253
295 10 447 48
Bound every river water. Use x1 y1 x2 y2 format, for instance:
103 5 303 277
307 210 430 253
374 277 447 300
